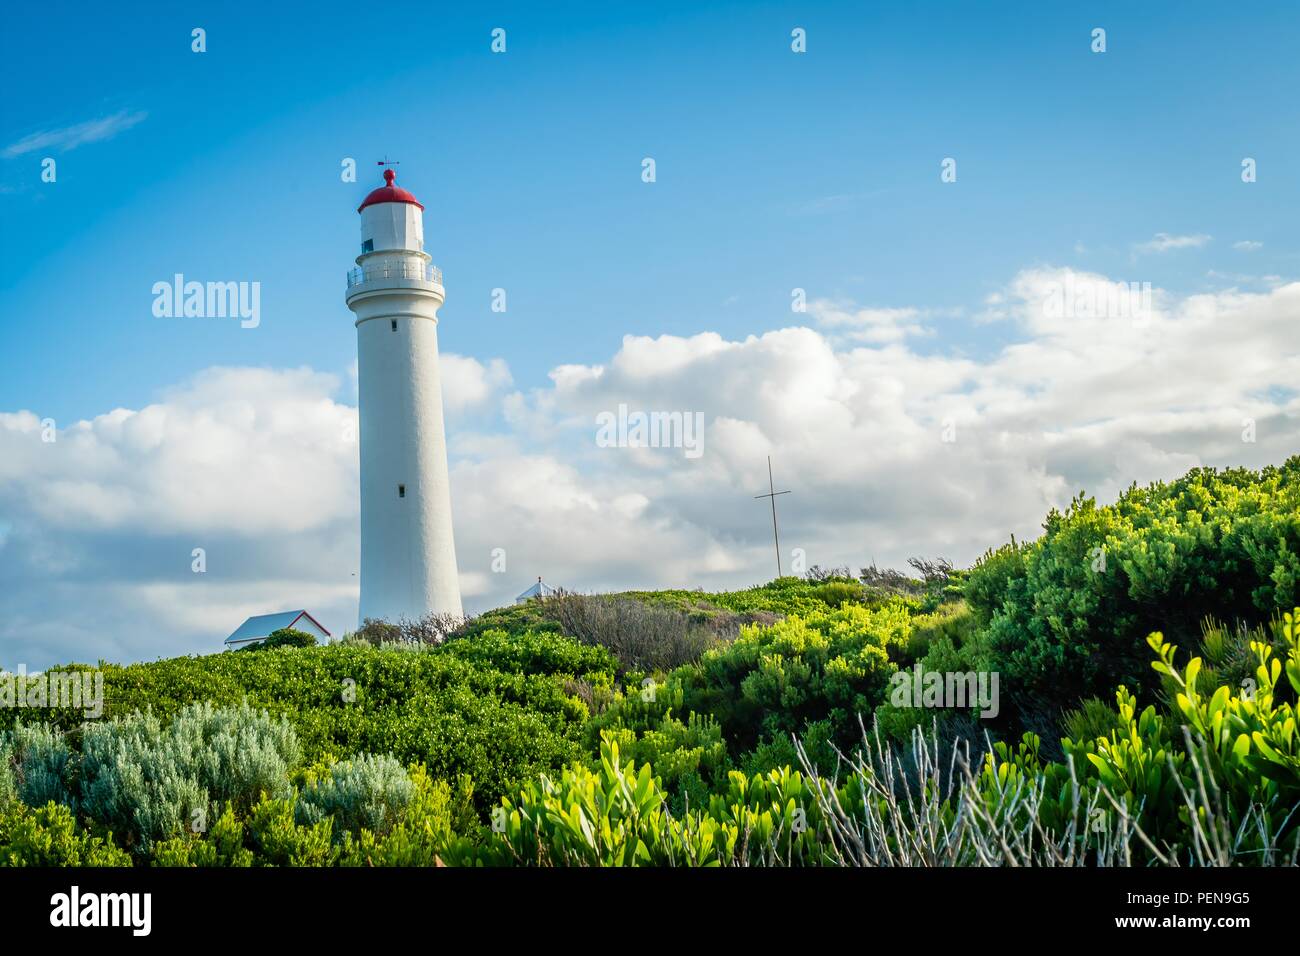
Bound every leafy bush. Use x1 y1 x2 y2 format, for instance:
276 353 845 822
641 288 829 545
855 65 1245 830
0 802 131 867
442 627 616 680
76 702 301 850
149 766 474 867
239 628 319 652
680 600 917 755
587 679 729 808
245 796 337 866
624 577 832 619
0 723 74 808
1196 616 1273 696
810 581 864 608
965 458 1300 707
1059 696 1122 744
446 737 833 866
335 767 476 866
873 603 992 743
149 803 254 867
296 754 414 839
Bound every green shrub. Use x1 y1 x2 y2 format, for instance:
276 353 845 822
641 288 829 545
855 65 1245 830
1059 697 1122 744
741 717 838 778
872 604 993 744
623 577 832 619
246 796 337 866
296 753 414 839
239 628 319 652
682 600 915 755
0 724 74 808
335 767 475 866
965 458 1300 707
149 803 254 867
810 581 864 608
581 675 728 809
443 627 616 680
447 736 833 866
0 802 131 867
149 766 474 867
1195 616 1273 697
78 702 301 850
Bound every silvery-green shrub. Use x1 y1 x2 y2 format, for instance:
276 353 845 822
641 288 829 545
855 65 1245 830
0 724 74 809
78 701 300 849
296 753 414 839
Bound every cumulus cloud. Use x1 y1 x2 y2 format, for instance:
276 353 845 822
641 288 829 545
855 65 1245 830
440 354 513 412
0 367 360 667
3 268 1299 667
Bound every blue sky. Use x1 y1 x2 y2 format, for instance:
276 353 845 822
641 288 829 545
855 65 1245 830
3 0 1297 421
2 1 1299 665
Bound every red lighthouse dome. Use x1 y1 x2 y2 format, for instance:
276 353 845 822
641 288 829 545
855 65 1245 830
357 167 425 213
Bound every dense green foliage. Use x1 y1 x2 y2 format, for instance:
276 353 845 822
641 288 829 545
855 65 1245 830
0 802 132 867
0 636 615 810
966 458 1300 706
2 458 1298 866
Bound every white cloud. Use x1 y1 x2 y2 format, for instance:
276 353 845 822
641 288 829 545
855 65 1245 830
440 354 512 412
1233 240 1264 251
2 110 147 158
3 269 1299 667
810 300 929 344
1134 232 1212 254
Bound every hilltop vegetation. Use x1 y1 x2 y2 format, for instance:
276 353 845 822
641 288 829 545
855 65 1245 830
2 457 1299 866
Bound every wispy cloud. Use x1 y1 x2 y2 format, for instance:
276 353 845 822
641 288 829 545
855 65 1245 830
1233 240 1264 252
1133 232 1212 254
787 190 888 216
2 109 147 159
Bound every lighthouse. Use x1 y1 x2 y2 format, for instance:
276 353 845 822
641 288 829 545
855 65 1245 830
346 167 463 624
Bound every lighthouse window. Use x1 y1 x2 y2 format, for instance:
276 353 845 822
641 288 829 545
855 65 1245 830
361 239 374 253
391 319 398 331
398 484 406 498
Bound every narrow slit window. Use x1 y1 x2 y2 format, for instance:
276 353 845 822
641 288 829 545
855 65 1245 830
391 319 398 331
398 484 406 498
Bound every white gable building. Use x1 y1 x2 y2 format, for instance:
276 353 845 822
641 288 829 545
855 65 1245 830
223 610 331 650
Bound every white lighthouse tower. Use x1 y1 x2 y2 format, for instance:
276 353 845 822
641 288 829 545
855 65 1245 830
346 167 462 624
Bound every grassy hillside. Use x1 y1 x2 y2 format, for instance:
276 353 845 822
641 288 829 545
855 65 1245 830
2 457 1299 866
